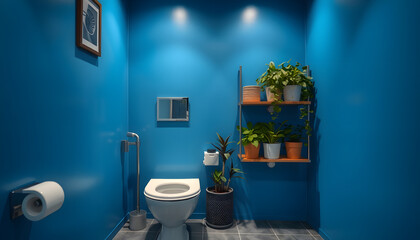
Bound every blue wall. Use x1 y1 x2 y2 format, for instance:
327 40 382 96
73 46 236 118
128 0 309 220
4 0 418 238
0 0 129 239
306 0 420 239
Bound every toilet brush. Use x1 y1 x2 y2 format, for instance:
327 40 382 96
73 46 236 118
127 132 147 231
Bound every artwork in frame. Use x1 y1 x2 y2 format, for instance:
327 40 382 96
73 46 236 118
76 0 101 56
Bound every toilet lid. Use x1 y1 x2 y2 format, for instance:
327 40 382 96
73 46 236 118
144 178 201 201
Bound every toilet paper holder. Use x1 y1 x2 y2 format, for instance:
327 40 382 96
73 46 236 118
9 182 39 220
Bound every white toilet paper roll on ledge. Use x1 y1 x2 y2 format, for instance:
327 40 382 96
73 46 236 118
21 181 65 221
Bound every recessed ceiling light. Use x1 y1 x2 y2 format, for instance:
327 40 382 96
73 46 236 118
242 6 258 24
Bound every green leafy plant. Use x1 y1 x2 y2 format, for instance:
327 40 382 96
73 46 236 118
237 122 263 147
256 62 284 119
211 133 244 193
277 61 314 100
284 124 306 142
256 61 284 93
256 121 287 143
256 60 315 120
256 60 314 98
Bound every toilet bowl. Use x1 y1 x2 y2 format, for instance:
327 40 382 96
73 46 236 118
144 178 200 240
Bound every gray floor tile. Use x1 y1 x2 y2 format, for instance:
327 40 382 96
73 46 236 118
292 235 315 240
187 219 206 233
307 230 321 238
239 234 278 240
113 231 158 240
277 235 316 240
120 219 155 232
300 222 321 237
236 220 274 234
268 221 310 235
115 219 323 240
276 235 295 240
203 233 241 240
204 220 239 234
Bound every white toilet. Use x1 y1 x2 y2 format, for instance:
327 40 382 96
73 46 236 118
144 178 200 240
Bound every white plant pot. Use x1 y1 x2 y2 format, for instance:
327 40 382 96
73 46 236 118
283 85 302 101
265 87 282 102
263 143 281 159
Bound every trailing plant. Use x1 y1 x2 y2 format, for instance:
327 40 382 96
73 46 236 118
256 60 315 120
237 122 263 147
277 61 314 100
256 121 287 143
210 133 244 193
299 107 313 136
256 61 284 120
256 61 284 94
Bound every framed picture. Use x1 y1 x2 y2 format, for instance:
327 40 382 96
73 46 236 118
76 0 101 56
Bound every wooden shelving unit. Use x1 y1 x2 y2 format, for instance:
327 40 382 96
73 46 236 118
238 66 312 166
241 101 311 106
239 154 310 163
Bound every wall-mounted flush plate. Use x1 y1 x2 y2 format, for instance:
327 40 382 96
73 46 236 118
157 97 189 122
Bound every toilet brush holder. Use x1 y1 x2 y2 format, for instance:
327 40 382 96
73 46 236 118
129 209 147 231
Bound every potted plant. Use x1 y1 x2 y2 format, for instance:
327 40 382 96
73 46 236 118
256 61 283 102
277 61 314 101
258 122 286 159
238 122 263 159
284 124 305 159
206 133 244 229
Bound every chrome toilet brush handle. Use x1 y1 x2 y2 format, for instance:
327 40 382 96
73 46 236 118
127 132 140 212
125 132 146 231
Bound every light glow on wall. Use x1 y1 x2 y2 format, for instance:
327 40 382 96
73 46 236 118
173 7 187 24
242 6 258 24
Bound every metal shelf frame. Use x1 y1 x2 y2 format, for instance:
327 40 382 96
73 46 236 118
237 66 312 165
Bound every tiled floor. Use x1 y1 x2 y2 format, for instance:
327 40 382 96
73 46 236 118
113 219 324 240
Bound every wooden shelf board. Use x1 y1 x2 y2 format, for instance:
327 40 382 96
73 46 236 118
239 154 310 163
241 101 311 106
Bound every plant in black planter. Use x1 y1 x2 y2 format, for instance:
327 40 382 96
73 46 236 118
206 133 244 229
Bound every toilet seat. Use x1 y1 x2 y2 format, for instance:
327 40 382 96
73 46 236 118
144 178 200 201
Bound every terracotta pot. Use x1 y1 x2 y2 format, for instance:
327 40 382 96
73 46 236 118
265 87 282 102
285 142 303 159
243 86 261 102
244 143 260 159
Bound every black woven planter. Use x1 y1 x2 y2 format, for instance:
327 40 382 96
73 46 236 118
205 187 234 229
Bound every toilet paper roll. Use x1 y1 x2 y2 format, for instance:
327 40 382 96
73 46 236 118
22 181 65 221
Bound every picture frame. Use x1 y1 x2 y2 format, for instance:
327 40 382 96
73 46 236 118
76 0 102 56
